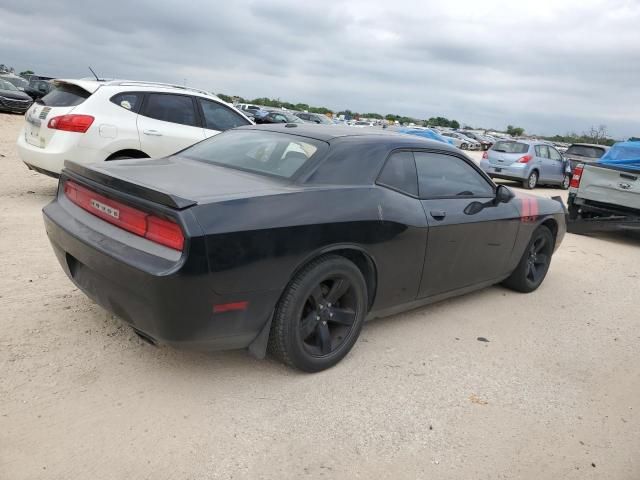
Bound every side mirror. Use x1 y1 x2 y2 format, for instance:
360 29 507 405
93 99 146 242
495 184 514 204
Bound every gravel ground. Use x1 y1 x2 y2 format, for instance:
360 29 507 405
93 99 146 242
1 113 638 479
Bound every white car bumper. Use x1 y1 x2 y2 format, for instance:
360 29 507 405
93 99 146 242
16 128 105 176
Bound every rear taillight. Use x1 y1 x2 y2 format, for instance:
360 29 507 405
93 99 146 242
64 180 184 251
570 164 584 189
517 154 533 163
48 114 95 133
482 151 488 159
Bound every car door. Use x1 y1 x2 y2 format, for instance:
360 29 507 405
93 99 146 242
546 146 566 183
197 98 251 139
137 93 205 158
414 150 521 298
534 144 552 181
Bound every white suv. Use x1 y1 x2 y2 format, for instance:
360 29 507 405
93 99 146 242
17 79 252 177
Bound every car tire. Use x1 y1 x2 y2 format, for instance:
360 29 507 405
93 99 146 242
523 170 538 189
502 225 554 293
561 174 570 190
461 143 468 150
268 255 368 372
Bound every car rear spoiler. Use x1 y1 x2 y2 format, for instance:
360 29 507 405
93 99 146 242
63 160 197 209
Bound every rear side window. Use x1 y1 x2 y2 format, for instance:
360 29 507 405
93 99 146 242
414 151 494 198
492 141 529 154
142 93 198 127
198 99 250 131
377 151 418 196
535 145 550 158
182 130 321 178
39 84 90 107
110 92 142 112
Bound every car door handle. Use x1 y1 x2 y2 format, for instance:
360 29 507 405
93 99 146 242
430 210 446 220
143 129 162 136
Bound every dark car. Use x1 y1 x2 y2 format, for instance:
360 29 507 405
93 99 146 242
564 143 610 171
0 78 33 114
42 125 566 372
253 109 304 124
24 79 54 100
295 112 333 125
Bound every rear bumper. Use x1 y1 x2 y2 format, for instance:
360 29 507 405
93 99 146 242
42 196 279 351
480 159 529 180
17 129 105 176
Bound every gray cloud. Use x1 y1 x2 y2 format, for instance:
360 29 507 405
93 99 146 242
1 0 639 138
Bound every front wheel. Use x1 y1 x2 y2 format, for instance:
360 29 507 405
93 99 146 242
268 255 368 372
502 226 554 293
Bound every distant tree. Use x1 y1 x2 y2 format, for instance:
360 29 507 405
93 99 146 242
361 113 383 119
450 120 460 129
506 125 525 136
19 70 34 78
216 93 234 103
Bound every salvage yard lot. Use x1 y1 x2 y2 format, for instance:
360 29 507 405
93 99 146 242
1 112 638 479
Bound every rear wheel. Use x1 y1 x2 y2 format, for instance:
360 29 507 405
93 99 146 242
268 255 367 372
561 174 570 190
461 143 469 150
502 226 554 293
523 170 538 189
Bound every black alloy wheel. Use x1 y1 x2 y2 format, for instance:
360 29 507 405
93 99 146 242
269 255 367 372
299 276 357 356
502 225 554 293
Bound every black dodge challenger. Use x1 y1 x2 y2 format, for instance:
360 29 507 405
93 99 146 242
43 124 566 372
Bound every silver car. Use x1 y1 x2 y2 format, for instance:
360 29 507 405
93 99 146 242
479 140 571 189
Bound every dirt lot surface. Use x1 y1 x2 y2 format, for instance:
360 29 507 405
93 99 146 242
1 113 638 479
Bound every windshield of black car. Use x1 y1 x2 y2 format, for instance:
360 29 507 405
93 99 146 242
0 79 19 91
38 83 91 106
565 145 605 158
181 130 322 178
492 141 529 153
2 76 27 89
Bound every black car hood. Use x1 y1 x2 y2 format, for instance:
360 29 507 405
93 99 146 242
66 156 294 208
0 88 31 101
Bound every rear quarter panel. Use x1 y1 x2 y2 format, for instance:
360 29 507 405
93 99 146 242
194 186 429 311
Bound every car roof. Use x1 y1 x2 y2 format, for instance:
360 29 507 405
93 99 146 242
568 143 610 149
53 78 222 100
236 123 461 151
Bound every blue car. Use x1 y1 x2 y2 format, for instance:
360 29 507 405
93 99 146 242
396 127 456 146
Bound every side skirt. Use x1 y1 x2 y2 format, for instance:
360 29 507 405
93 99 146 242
366 275 509 321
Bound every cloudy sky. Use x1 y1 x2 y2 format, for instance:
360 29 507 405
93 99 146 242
1 0 639 138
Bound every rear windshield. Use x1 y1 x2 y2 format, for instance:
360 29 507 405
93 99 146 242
565 145 606 158
181 130 323 179
38 83 90 107
492 141 529 154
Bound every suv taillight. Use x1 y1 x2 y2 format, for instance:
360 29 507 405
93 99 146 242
517 154 533 163
64 181 184 251
48 114 95 133
570 164 584 189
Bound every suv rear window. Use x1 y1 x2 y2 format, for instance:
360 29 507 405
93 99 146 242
492 141 529 154
39 84 90 107
565 145 606 158
182 130 321 179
